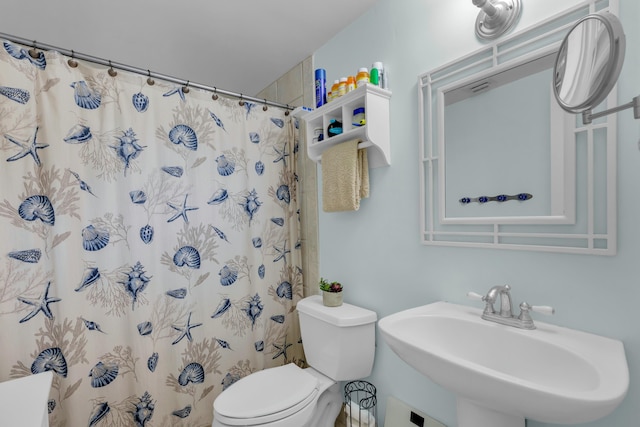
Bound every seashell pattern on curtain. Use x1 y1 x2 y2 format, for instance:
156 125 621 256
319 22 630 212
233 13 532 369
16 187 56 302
0 40 304 426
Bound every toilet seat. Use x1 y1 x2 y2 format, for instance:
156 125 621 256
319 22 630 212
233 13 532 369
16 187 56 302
214 364 319 426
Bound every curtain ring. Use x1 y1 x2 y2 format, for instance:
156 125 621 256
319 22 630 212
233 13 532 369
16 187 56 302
212 87 219 101
182 80 190 94
263 99 268 111
28 40 39 59
238 94 245 106
108 60 117 77
146 70 155 86
68 49 78 68
284 104 290 116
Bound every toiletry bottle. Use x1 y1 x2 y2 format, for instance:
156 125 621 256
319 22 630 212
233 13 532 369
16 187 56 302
372 62 384 87
356 68 369 88
369 68 379 86
330 80 340 101
346 76 356 92
382 66 388 89
315 68 327 107
337 77 348 97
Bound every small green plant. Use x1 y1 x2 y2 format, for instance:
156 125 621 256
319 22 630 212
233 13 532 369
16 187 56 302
319 277 343 293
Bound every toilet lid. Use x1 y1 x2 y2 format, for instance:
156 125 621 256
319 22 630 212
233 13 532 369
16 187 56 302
214 364 319 423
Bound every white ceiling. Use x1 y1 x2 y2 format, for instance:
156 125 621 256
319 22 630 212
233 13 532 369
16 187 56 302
0 0 377 96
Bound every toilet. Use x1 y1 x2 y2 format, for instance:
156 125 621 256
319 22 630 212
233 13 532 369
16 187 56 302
212 294 377 427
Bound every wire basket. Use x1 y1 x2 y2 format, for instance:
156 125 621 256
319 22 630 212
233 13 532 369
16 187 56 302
344 380 377 426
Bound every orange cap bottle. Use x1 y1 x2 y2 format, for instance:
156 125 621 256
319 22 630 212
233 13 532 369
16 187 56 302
330 80 340 101
356 68 369 88
346 76 356 92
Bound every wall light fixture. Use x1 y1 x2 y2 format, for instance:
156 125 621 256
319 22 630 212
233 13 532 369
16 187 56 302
472 0 522 40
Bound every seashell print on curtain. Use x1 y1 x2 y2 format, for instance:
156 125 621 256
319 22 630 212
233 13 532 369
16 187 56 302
0 40 304 426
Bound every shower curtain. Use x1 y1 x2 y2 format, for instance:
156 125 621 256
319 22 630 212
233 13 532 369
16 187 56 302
0 40 304 426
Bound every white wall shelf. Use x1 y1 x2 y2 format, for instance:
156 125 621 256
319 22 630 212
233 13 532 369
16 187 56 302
302 84 391 168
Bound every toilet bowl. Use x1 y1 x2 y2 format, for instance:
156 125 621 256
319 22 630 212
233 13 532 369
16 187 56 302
212 295 377 427
213 364 341 427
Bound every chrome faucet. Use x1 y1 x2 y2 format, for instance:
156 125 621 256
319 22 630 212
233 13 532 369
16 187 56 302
484 284 513 317
467 285 554 330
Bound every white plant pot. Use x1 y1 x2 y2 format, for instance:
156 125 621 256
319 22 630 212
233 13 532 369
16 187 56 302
322 291 343 307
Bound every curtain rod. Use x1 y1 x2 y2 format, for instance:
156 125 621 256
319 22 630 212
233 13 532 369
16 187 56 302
0 32 296 111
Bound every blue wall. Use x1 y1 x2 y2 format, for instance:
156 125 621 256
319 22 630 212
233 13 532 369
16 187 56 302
314 0 639 425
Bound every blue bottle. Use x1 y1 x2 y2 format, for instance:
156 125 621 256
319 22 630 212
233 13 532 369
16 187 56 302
315 68 327 108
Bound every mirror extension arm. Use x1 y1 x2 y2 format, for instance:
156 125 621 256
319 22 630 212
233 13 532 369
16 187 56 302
553 12 635 126
582 95 640 125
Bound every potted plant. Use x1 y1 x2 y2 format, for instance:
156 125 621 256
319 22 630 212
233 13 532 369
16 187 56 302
320 277 343 307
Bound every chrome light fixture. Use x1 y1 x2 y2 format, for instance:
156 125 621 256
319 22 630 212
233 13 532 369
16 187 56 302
472 0 522 40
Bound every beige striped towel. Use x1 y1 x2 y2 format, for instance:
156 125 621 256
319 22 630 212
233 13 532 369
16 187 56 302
322 139 369 212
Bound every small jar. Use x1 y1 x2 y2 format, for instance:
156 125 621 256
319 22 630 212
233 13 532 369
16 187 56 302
356 68 369 88
327 119 343 138
352 107 366 127
313 127 324 143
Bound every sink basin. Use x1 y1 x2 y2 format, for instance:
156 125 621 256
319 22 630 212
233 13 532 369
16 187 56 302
378 301 629 427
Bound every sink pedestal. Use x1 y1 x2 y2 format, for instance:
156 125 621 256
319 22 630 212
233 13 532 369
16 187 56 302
457 399 524 427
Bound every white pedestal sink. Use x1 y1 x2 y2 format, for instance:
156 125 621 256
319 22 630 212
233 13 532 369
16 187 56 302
378 302 629 427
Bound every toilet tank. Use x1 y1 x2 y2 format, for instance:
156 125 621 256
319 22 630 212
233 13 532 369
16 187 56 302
297 295 377 381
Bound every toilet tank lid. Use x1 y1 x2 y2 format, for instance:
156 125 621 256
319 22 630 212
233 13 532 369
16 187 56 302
297 295 377 326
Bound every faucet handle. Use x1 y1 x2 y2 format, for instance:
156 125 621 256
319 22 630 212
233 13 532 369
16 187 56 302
467 291 485 301
518 302 555 323
467 291 495 315
529 305 555 316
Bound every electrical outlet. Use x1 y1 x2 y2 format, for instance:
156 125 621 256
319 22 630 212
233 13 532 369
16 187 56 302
384 396 447 427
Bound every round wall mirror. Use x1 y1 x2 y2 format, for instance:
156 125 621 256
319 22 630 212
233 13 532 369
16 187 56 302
553 12 626 113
